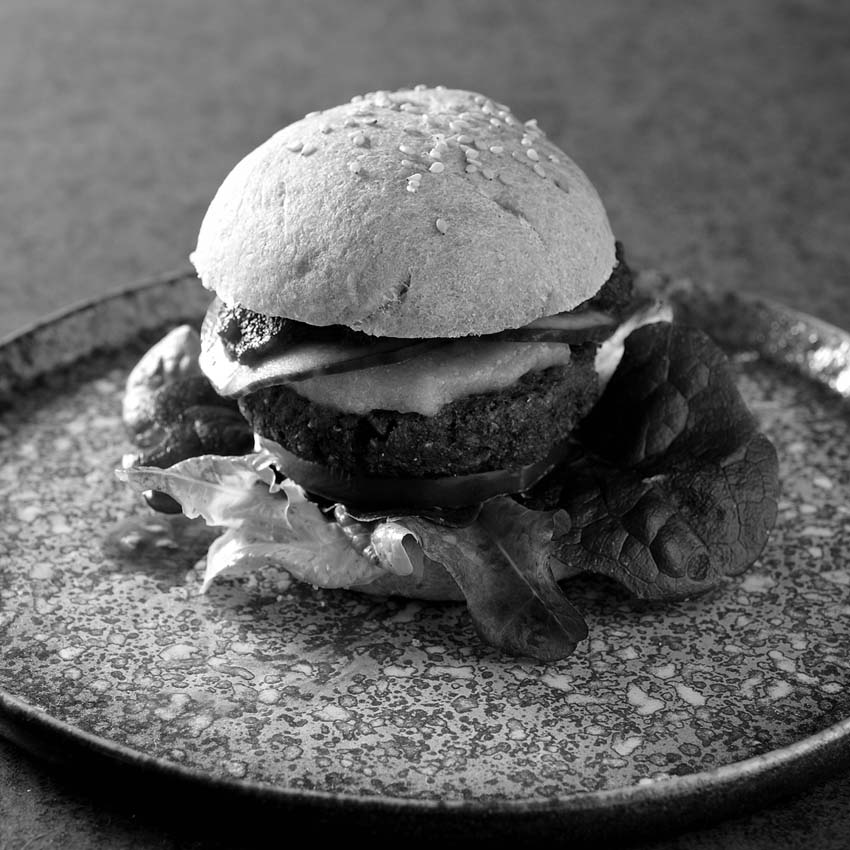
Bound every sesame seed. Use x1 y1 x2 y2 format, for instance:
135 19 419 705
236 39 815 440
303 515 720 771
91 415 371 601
400 159 414 167
548 154 560 163
363 117 379 125
348 161 364 175
521 136 533 146
498 171 514 185
351 132 369 147
435 218 448 234
449 121 469 133
489 145 504 154
533 163 547 177
343 118 358 128
482 168 496 180
465 164 478 174
489 118 502 127
414 83 427 91
398 144 417 156
286 140 304 153
350 96 363 103
428 148 442 160
526 148 540 161
305 110 321 118
429 161 445 173
456 134 473 144
524 118 539 129
463 147 480 160
321 125 333 134
511 150 525 161
300 143 318 156
474 138 489 151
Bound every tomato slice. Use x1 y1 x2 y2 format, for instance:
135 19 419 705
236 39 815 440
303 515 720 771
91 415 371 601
268 439 576 510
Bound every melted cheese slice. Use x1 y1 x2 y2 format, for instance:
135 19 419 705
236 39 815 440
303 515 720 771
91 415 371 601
288 339 574 416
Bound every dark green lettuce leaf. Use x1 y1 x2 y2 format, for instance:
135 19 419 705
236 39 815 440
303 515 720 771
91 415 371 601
536 322 780 599
122 325 253 469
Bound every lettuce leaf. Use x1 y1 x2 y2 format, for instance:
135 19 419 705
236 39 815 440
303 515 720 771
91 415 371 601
534 322 780 599
200 516 385 592
402 498 587 661
117 455 390 590
368 522 417 578
117 451 588 660
117 453 279 526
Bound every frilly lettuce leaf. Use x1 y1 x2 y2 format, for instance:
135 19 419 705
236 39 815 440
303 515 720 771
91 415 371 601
200 514 385 592
117 453 278 526
117 455 397 591
402 497 587 661
117 447 589 660
368 522 417 578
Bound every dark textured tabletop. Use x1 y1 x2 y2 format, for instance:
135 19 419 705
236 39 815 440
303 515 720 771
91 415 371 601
1 1 848 847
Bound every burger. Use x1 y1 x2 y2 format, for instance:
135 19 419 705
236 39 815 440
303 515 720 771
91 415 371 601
118 86 779 661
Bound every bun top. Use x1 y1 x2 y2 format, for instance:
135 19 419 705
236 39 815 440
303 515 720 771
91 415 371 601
191 86 616 338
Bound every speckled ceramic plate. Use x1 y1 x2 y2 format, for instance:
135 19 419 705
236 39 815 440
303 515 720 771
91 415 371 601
1 271 849 843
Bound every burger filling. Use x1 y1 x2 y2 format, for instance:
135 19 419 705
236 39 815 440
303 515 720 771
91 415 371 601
206 242 636 484
238 349 598 479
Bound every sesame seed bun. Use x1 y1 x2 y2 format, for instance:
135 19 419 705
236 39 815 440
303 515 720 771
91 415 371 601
191 86 617 339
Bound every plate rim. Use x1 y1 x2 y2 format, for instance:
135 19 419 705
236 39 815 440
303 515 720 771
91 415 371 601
0 266 197 350
2 685 850 815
